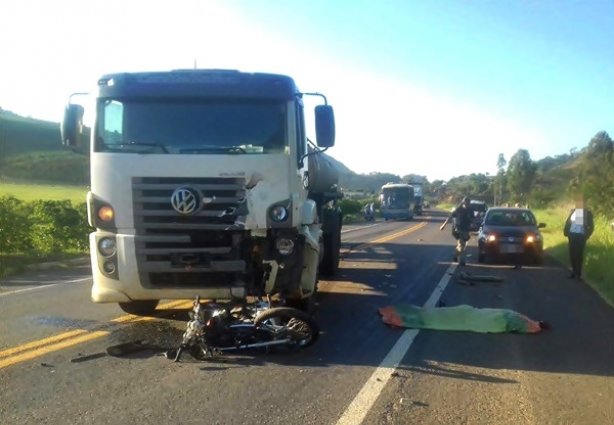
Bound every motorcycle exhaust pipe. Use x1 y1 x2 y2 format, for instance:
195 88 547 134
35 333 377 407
218 339 291 351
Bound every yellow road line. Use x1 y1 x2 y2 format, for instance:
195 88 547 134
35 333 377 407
0 331 110 369
0 329 90 359
371 222 427 243
110 299 190 323
0 299 194 370
350 222 428 252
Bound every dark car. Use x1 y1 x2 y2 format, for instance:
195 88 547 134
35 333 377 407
477 207 546 264
469 200 488 232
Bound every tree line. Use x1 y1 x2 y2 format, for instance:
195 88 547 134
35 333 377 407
338 130 613 219
430 131 613 216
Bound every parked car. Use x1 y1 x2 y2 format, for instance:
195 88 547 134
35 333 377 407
469 200 488 232
477 207 546 264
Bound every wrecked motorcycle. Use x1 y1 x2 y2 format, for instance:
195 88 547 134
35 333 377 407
170 296 319 362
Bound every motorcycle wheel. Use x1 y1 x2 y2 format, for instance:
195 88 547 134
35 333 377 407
254 307 319 348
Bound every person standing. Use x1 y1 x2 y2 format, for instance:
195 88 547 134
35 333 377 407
563 195 594 280
440 196 473 266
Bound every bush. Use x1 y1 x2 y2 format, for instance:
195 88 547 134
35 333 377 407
0 196 32 253
0 197 90 256
339 198 363 215
28 200 90 254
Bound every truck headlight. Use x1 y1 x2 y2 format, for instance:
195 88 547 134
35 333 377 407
276 238 295 255
526 235 536 244
270 205 289 222
98 237 116 257
97 205 114 222
486 234 497 242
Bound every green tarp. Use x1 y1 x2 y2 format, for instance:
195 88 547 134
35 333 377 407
378 304 544 334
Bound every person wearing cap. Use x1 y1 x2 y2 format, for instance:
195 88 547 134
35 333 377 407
563 194 594 280
440 196 473 266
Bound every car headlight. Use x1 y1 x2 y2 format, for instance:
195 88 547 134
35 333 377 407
526 234 541 243
270 205 289 222
276 238 295 255
98 237 117 257
486 234 497 242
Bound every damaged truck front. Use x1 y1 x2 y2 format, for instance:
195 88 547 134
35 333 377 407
61 70 342 315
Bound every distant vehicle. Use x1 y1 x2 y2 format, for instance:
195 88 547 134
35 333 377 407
469 200 488 231
363 202 375 221
477 207 546 264
411 184 424 216
380 183 415 220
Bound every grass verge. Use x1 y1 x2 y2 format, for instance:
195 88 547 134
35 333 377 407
0 181 88 203
534 206 614 307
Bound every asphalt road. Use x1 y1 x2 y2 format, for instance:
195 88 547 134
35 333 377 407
1 210 613 425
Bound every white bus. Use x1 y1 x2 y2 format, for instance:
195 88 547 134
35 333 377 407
380 183 415 220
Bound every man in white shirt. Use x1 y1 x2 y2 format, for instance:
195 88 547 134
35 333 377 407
563 195 594 280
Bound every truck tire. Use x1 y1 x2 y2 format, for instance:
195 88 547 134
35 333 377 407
320 229 340 276
287 278 318 316
118 300 159 316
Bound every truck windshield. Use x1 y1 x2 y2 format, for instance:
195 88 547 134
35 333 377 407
95 99 287 154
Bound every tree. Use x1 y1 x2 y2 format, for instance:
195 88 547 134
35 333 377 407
579 131 614 215
506 149 536 203
402 174 428 184
494 153 506 206
585 131 613 160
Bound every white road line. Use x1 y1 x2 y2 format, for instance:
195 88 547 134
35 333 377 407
0 277 91 297
341 222 385 234
336 263 457 425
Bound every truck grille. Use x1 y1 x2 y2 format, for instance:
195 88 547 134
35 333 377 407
133 177 246 230
132 177 249 288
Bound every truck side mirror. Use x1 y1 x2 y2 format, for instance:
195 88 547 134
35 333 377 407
61 104 85 148
315 105 335 148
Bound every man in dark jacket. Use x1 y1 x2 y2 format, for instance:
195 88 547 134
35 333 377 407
563 195 594 280
440 196 473 266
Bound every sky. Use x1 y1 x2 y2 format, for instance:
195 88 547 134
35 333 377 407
1 0 613 181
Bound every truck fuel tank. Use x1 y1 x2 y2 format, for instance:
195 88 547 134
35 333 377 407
307 151 339 194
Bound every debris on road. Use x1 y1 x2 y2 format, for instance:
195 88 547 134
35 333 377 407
40 362 54 368
378 304 548 334
458 271 504 282
70 352 107 363
106 340 158 357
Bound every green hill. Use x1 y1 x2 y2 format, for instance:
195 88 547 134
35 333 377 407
1 111 64 156
0 110 90 185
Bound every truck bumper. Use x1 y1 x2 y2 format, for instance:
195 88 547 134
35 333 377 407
90 232 246 303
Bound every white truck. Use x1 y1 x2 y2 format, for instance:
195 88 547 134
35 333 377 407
411 183 424 216
61 69 342 315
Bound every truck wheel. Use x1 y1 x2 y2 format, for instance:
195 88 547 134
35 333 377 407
287 277 318 316
118 300 159 315
320 230 340 276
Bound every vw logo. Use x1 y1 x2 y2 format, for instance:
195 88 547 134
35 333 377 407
171 187 200 215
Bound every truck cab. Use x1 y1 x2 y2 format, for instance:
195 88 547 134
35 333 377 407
61 70 342 315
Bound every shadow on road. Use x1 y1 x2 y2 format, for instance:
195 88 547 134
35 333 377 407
17 235 614 382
